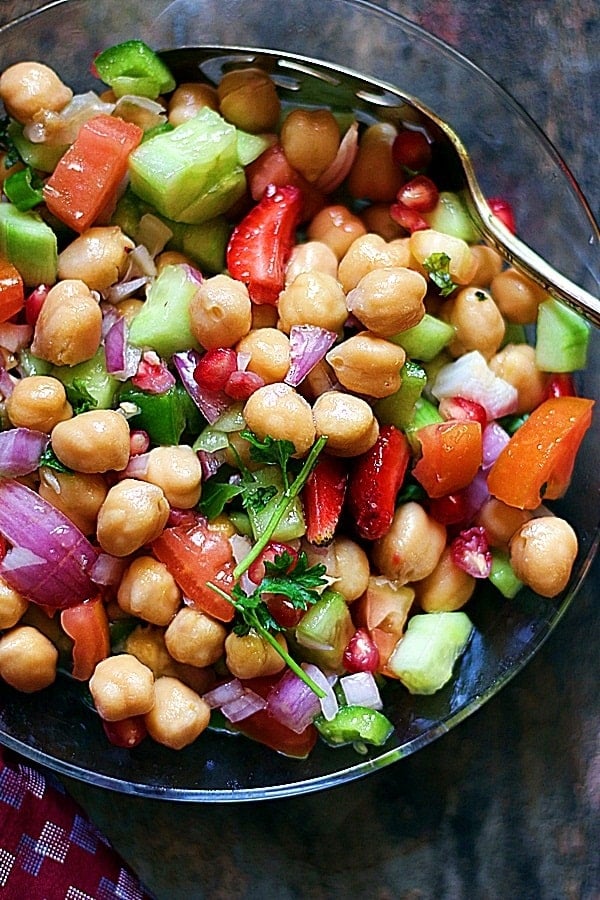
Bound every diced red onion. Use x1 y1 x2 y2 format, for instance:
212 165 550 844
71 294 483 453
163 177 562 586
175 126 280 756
124 244 157 279
203 678 246 708
482 421 511 469
122 451 151 479
105 275 151 304
339 671 384 710
0 365 15 399
431 351 518 419
112 95 167 133
172 349 231 424
101 302 121 337
462 468 490 517
266 668 321 733
0 427 49 476
236 351 252 372
132 350 176 393
315 121 359 193
0 480 99 608
302 663 339 721
136 213 173 258
284 325 337 387
24 91 114 144
104 315 143 380
0 323 33 353
197 448 227 480
221 690 267 722
90 553 128 587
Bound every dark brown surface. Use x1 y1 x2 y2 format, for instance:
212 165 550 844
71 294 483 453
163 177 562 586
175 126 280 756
1 2 598 897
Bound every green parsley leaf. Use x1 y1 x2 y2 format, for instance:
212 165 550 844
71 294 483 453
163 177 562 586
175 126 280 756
423 251 457 297
240 430 296 485
0 116 22 169
64 379 98 414
197 478 245 519
39 446 73 474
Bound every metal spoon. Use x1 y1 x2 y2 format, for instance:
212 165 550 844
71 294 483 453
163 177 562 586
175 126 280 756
160 46 600 328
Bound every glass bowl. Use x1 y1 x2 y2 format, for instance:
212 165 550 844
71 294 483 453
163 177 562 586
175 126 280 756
0 0 597 801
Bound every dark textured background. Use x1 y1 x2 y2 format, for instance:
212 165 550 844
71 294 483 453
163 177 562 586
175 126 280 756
1 2 598 897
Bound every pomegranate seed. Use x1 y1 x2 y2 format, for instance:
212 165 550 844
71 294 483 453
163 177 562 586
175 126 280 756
396 175 439 212
266 594 305 628
0 535 7 563
194 347 237 392
428 491 471 526
343 628 380 673
102 716 147 748
224 369 265 400
391 128 432 171
129 429 150 455
488 197 516 234
451 525 492 578
389 201 429 233
167 508 200 528
438 396 488 429
132 351 176 394
544 373 576 399
248 541 298 584
24 284 49 327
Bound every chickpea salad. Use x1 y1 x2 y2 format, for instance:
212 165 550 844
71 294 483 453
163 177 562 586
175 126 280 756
0 41 594 758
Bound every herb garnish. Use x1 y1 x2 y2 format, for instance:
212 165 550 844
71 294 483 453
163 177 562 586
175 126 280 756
423 251 457 297
0 116 22 169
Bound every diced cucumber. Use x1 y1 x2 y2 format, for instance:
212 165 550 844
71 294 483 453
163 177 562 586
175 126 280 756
489 549 523 599
7 121 67 173
52 349 119 409
390 313 455 361
0 202 57 285
375 359 427 430
387 611 473 694
535 297 590 372
315 705 394 748
128 263 202 358
424 190 480 243
294 590 355 673
236 129 272 166
247 467 305 542
128 107 246 224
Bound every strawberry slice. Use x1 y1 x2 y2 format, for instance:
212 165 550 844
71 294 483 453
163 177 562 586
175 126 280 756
303 454 348 546
226 182 303 305
347 425 411 540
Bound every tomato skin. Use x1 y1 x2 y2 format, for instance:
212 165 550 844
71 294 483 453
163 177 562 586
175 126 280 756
0 257 25 323
412 420 483 499
102 716 147 749
487 396 594 509
231 675 317 758
60 596 110 681
152 522 235 622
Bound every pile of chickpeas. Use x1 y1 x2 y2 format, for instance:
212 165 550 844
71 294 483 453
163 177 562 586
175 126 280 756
0 57 583 752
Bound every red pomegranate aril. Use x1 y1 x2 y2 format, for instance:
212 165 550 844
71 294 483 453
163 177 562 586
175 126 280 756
428 491 471 526
194 347 238 392
391 129 433 171
343 628 380 673
248 541 298 585
102 715 147 748
451 525 492 578
224 369 265 400
265 594 305 628
24 284 49 327
488 197 516 234
129 429 150 456
438 396 488 428
544 373 576 399
389 201 429 233
396 175 439 212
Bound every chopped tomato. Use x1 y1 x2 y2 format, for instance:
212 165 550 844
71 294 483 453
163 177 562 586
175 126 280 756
152 522 235 622
60 596 110 681
0 257 24 323
412 420 483 499
487 396 594 509
43 114 143 233
231 676 317 758
245 143 324 220
353 578 414 670
102 716 148 749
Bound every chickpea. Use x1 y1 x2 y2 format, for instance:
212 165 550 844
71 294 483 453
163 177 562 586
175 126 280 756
117 556 181 626
465 244 504 288
490 267 548 324
251 302 279 330
135 445 202 509
0 579 28 630
144 676 211 750
5 375 72 432
236 328 290 384
347 122 404 201
167 82 219 125
489 343 549 414
281 108 340 182
409 229 478 285
509 516 578 598
89 654 155 721
51 409 130 473
243 383 316 456
96 479 170 557
0 61 72 123
217 68 280 133
0 626 57 693
476 497 532 549
30 279 102 366
278 271 348 334
299 358 338 403
360 202 405 241
189 273 252 349
414 547 476 612
307 204 367 260
285 241 339 284
225 630 287 679
347 267 427 337
372 502 447 584
326 331 406 398
304 536 370 602
155 250 195 272
125 625 215 696
114 297 144 323
58 226 134 293
337 233 397 293
312 391 379 457
444 287 505 359
165 607 227 668
38 469 108 534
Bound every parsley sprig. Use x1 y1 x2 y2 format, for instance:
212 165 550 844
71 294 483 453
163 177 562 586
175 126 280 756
423 251 457 297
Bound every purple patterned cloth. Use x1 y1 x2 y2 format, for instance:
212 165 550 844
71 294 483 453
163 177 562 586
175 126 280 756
0 748 153 899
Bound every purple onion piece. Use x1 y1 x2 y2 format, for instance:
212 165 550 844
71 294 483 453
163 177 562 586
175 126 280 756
104 315 142 380
284 325 337 387
266 668 322 734
0 428 49 477
172 349 231 425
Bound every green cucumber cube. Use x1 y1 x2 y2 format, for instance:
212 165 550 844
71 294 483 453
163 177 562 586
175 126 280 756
128 263 202 359
387 611 473 694
0 203 57 285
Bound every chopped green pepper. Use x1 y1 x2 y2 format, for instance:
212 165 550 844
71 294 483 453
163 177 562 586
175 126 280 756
93 40 176 100
315 705 394 747
119 382 203 446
